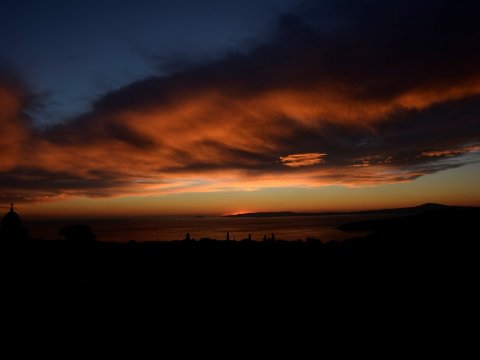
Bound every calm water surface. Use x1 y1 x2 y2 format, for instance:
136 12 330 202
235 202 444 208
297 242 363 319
24 215 389 243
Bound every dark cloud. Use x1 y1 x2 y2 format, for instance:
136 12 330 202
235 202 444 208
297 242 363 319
1 0 480 202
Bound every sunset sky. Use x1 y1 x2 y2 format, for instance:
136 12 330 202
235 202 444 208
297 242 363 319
1 0 479 218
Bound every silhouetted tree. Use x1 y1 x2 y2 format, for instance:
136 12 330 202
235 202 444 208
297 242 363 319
59 224 96 243
185 232 191 241
58 224 96 281
271 233 275 241
226 232 230 241
248 233 252 241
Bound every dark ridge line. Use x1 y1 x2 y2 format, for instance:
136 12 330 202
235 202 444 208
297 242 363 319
225 203 469 218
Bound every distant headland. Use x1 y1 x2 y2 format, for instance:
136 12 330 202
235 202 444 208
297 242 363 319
225 203 463 218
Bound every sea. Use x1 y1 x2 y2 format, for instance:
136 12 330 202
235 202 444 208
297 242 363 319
23 214 389 243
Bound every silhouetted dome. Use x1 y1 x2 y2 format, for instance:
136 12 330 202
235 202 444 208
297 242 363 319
1 204 22 230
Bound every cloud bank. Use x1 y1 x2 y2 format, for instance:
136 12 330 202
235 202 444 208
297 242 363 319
1 0 480 202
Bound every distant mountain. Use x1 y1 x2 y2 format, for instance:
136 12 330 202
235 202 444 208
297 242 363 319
227 211 314 218
345 203 454 215
226 203 463 218
338 206 480 232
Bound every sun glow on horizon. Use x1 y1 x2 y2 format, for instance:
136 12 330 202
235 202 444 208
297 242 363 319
4 160 477 219
1 1 480 217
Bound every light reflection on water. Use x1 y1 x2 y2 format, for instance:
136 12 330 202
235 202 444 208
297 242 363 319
25 215 388 243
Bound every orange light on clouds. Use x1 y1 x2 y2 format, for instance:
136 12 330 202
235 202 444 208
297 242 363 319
1 32 480 216
280 153 327 167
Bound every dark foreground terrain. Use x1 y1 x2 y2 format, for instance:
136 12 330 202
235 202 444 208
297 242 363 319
2 206 477 291
1 206 477 356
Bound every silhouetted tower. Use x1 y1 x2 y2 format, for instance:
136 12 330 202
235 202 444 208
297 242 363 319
271 233 275 241
226 232 230 241
185 232 191 241
263 234 267 242
2 204 21 229
248 233 252 241
1 203 27 240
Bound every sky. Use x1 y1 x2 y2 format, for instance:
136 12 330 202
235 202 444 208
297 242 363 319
1 0 479 217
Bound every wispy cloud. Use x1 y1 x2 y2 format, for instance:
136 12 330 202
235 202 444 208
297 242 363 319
421 145 480 158
280 153 327 167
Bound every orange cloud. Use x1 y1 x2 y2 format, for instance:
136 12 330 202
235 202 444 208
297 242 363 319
2 0 480 203
1 73 479 203
280 153 327 167
0 84 29 172
421 145 480 158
